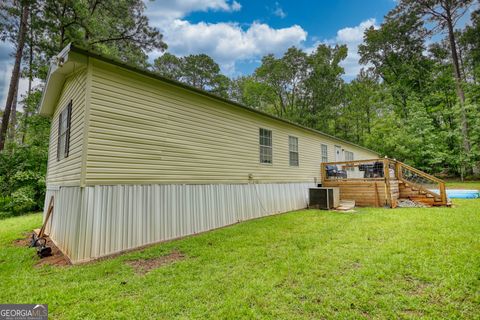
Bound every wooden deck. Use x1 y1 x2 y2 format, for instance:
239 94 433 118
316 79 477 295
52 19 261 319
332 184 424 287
321 158 448 208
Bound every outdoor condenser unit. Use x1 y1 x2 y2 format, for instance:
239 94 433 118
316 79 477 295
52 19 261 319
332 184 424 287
309 187 340 209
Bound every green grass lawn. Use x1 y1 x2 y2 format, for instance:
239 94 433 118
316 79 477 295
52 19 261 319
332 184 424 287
446 180 480 190
1 200 479 319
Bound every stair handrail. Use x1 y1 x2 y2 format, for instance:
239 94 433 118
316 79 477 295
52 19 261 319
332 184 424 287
393 160 447 205
395 161 444 184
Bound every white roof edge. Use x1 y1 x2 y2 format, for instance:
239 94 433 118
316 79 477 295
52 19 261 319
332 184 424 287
39 44 74 116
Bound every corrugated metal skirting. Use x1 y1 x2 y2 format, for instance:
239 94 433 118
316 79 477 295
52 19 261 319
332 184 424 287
44 183 312 263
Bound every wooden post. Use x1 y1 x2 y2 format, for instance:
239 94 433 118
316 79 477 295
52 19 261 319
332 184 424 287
383 159 392 207
321 163 326 184
440 182 447 205
38 196 54 238
395 161 402 180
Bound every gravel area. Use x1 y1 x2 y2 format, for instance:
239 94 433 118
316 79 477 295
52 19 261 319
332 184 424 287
397 199 428 208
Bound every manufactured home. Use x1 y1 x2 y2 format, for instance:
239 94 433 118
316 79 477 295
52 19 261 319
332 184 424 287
39 45 446 263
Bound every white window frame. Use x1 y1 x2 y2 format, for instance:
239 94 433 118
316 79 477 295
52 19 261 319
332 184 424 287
321 144 328 163
345 150 354 171
345 150 354 161
57 101 72 161
259 128 273 164
288 136 299 167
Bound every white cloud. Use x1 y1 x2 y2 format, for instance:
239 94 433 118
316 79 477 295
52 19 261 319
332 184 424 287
147 1 307 75
0 64 10 109
149 4 374 79
0 41 42 111
337 18 376 43
273 2 286 19
0 62 41 112
146 0 241 20
307 18 378 79
155 20 307 74
336 18 377 78
0 41 13 108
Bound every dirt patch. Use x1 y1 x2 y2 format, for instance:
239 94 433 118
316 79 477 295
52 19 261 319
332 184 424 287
34 237 70 267
13 235 32 247
13 233 71 267
404 275 430 296
401 309 424 317
126 250 185 275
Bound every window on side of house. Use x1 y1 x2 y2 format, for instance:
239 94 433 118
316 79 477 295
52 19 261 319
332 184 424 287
345 150 354 171
57 101 72 161
289 136 299 166
259 128 272 164
345 150 354 161
321 144 328 163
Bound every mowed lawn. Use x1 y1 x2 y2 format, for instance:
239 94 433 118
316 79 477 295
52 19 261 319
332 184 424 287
446 180 480 190
0 199 479 318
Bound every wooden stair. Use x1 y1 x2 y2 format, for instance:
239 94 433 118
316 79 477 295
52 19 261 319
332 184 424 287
398 180 446 206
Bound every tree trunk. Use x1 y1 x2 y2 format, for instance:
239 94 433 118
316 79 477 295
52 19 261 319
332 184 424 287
457 40 467 82
8 81 18 142
366 103 371 134
445 12 471 158
0 3 29 151
22 7 34 144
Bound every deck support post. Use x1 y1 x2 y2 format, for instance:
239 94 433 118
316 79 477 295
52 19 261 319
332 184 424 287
383 159 393 207
440 182 447 205
395 161 402 180
320 162 326 185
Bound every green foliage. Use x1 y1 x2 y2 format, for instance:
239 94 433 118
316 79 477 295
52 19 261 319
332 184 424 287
359 11 431 118
235 44 347 131
231 76 277 111
0 88 49 217
0 142 48 216
339 70 381 145
153 52 231 97
8 185 37 213
461 9 480 80
306 44 347 130
0 0 163 216
152 52 183 80
40 0 167 67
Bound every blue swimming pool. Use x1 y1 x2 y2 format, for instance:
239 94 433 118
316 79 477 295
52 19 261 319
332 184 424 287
431 189 480 199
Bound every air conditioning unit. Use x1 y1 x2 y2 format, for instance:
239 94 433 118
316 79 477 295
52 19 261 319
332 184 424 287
309 187 340 209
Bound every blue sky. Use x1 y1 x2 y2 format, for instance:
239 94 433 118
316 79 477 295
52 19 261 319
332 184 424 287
0 0 399 107
144 0 396 77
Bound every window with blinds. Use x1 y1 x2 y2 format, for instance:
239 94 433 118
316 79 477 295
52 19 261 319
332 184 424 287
345 150 354 161
321 144 328 163
57 101 72 161
345 150 354 171
289 136 299 166
259 128 272 164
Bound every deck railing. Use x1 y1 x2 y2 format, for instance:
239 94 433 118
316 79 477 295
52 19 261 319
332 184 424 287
395 161 447 205
321 158 447 206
